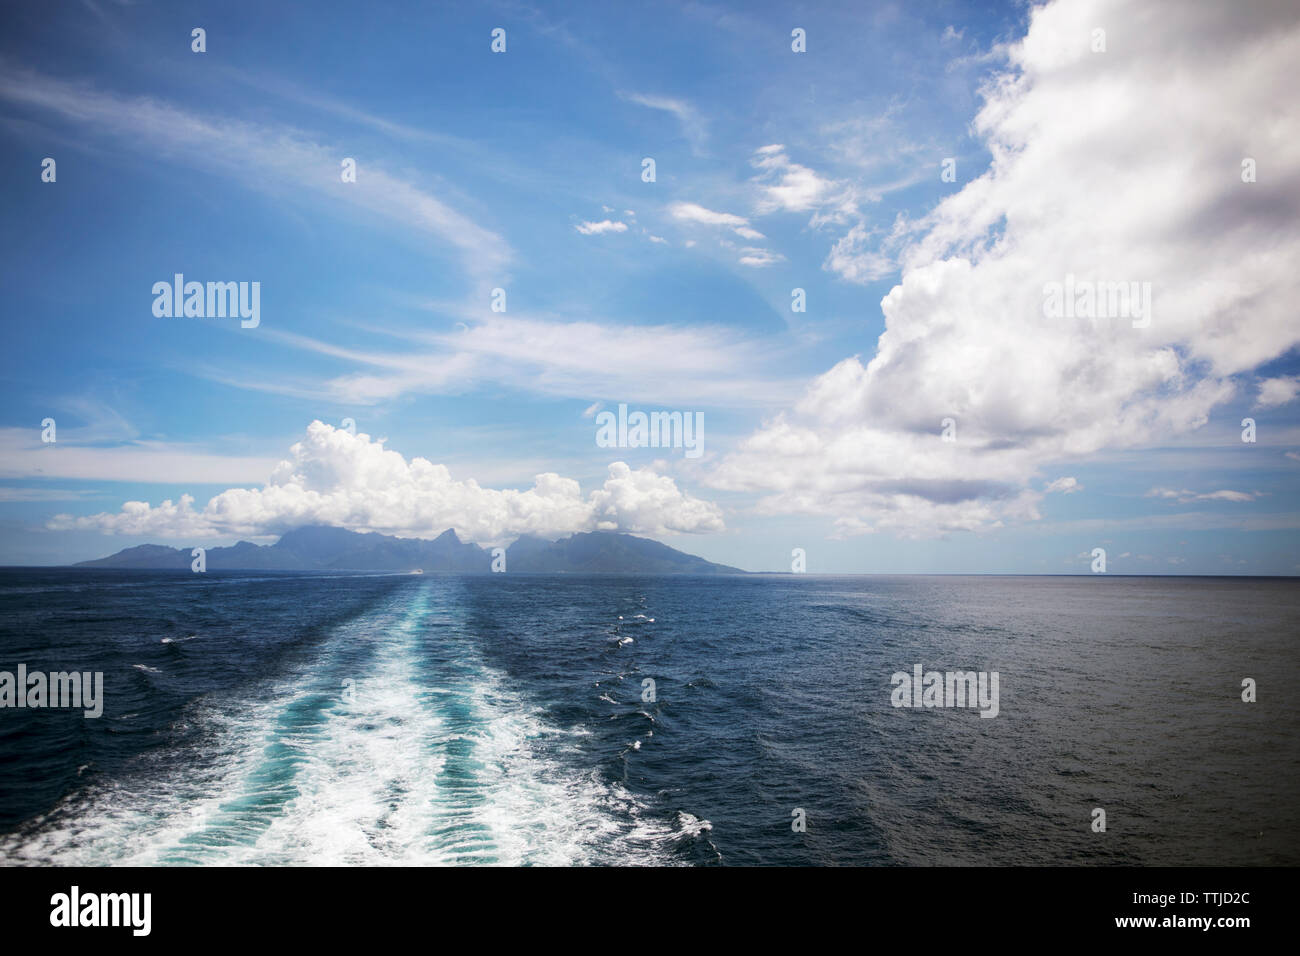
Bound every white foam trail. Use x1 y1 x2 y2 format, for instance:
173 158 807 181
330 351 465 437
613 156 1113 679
0 584 687 866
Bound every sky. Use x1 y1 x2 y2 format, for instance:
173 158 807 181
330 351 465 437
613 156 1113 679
1 0 1298 573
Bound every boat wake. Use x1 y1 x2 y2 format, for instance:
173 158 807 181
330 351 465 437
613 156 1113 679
0 583 686 866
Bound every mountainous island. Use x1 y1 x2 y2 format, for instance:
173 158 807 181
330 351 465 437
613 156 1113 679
74 525 745 574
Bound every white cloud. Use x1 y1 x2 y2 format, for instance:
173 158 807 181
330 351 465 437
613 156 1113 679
824 223 898 283
1255 375 1300 408
708 0 1300 537
668 202 779 267
268 314 799 408
619 91 707 152
51 422 725 544
575 219 628 235
587 462 724 535
0 68 511 279
0 427 273 484
749 144 906 280
1146 488 1257 504
1045 476 1081 494
669 201 749 228
0 487 101 502
737 248 784 268
750 144 846 217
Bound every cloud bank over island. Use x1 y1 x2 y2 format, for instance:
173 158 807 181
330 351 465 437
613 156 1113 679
51 421 724 545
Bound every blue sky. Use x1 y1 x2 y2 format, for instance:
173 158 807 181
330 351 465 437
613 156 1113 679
2 0 1298 572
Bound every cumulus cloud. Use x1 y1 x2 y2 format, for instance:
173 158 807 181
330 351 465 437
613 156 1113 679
1255 375 1300 408
50 422 724 544
587 462 724 535
1045 476 1081 494
751 144 855 223
575 219 628 235
708 0 1300 537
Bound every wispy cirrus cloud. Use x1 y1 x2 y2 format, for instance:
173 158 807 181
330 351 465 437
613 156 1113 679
1146 487 1259 504
668 201 754 231
252 314 802 408
0 67 511 280
0 427 273 485
736 247 784 268
619 91 707 153
668 201 782 265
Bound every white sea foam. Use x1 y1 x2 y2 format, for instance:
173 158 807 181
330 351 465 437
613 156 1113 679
675 811 713 836
0 585 685 867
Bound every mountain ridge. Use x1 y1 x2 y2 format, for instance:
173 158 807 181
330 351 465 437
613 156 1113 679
72 525 745 574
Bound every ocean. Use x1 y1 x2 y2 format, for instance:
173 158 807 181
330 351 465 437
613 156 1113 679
0 569 1296 866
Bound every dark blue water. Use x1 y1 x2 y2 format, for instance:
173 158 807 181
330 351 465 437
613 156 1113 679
1 569 1297 865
